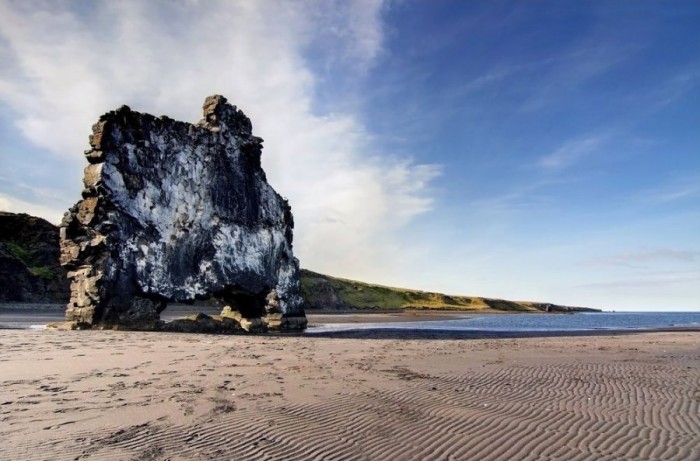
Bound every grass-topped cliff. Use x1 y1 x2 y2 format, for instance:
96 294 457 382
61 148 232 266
300 269 598 313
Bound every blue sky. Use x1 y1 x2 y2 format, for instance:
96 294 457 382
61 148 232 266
0 1 698 310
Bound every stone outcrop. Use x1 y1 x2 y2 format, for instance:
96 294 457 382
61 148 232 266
0 212 70 303
60 95 306 331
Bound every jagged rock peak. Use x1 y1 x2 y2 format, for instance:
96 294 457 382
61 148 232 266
60 96 307 332
199 94 252 134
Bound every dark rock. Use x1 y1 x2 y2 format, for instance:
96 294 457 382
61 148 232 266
60 95 306 331
0 212 70 303
159 313 243 334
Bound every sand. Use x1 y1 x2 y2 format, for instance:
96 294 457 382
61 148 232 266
1 326 698 461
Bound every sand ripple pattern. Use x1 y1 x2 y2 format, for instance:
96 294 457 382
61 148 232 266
2 331 699 461
29 363 700 460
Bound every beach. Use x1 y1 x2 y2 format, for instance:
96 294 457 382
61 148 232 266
1 324 698 461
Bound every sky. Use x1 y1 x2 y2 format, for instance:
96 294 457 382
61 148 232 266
0 0 698 311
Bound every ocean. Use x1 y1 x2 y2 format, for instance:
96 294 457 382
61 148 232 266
0 303 221 330
308 311 700 334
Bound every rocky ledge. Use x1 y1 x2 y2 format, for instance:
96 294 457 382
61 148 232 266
60 95 307 331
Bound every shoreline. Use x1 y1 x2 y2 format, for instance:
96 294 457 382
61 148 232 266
1 308 699 338
303 325 700 340
306 310 700 339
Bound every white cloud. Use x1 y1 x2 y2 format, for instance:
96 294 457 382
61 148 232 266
0 0 439 278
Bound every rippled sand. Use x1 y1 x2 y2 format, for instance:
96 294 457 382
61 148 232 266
1 329 698 460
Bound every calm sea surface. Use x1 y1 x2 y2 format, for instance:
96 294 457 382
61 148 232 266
307 311 700 334
1 305 699 333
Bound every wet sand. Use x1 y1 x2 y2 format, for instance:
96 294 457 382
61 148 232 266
307 310 474 325
1 328 698 461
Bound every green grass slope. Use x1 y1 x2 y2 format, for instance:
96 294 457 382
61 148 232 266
300 269 598 313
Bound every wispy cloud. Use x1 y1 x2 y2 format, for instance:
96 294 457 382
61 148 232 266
650 69 700 109
518 43 640 114
456 68 516 95
584 248 700 268
0 0 439 279
469 178 562 215
578 270 700 290
538 135 607 170
637 176 700 205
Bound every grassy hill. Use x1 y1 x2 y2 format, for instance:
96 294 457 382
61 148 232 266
300 269 598 313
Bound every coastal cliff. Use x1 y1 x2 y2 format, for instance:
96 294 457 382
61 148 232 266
300 269 599 312
0 212 69 303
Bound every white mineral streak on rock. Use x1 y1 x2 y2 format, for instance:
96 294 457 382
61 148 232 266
59 96 306 330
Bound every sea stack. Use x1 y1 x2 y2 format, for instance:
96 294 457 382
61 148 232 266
59 95 307 331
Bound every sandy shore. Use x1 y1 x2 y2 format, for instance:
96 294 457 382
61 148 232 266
1 329 698 461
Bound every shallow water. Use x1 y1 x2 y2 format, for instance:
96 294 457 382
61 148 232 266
308 311 700 334
0 303 221 329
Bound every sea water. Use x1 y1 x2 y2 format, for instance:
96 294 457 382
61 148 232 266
308 311 700 334
0 303 221 330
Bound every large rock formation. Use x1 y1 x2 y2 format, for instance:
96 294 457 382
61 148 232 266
0 212 70 303
60 95 306 331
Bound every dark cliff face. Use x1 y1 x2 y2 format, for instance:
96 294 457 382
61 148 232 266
0 212 69 303
60 95 306 331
